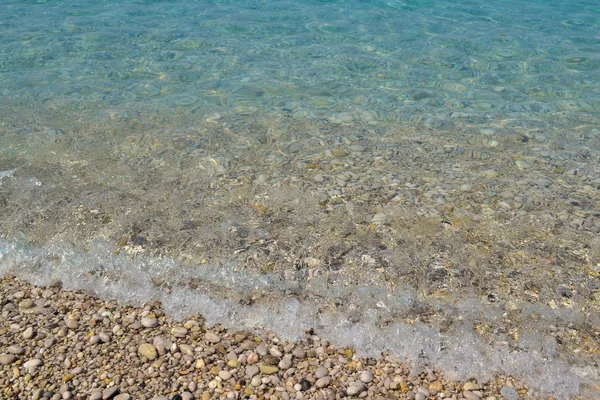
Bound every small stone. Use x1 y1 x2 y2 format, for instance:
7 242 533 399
464 382 480 391
7 345 24 355
65 318 78 329
0 354 17 365
515 160 531 170
247 352 259 364
62 392 72 400
347 382 366 396
315 376 331 388
482 169 499 178
227 359 239 368
315 366 328 378
99 332 110 343
464 391 482 400
102 387 119 399
246 365 259 378
114 394 130 400
138 343 158 360
23 327 35 339
171 326 188 337
359 370 373 383
278 356 292 369
90 392 103 400
205 331 221 343
141 317 158 328
181 393 193 400
24 358 43 369
292 348 305 359
219 370 232 380
500 386 520 400
259 365 279 375
249 375 261 386
19 299 35 310
415 393 426 400
429 381 443 392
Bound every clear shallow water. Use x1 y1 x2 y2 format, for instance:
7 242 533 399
1 0 600 398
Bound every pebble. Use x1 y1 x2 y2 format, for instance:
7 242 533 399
141 317 158 328
7 345 24 355
205 331 221 343
0 354 17 365
102 387 119 399
138 343 158 360
23 358 43 369
90 392 103 400
114 395 130 400
315 366 328 378
347 382 366 396
359 370 373 383
415 393 427 400
482 169 499 178
315 376 331 388
259 365 279 374
171 326 188 337
65 317 78 329
23 326 35 339
500 386 520 400
99 332 110 343
464 382 480 391
219 370 232 380
19 299 35 309
246 365 259 377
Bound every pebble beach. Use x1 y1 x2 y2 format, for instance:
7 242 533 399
1 275 535 400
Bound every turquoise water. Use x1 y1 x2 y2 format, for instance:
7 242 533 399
1 0 599 121
1 1 600 398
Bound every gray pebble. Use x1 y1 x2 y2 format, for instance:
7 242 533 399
99 332 111 343
316 376 331 388
141 317 158 328
90 392 102 400
359 370 373 383
346 382 366 396
114 395 130 400
246 365 259 378
415 393 426 400
315 366 328 378
7 345 24 355
500 386 520 400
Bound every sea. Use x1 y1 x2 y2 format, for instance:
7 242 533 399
1 1 599 398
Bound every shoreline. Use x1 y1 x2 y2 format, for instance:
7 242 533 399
1 275 550 400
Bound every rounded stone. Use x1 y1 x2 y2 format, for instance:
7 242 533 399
315 366 328 378
23 358 43 369
218 370 232 380
205 331 221 343
19 299 35 310
141 317 158 328
7 345 24 355
500 386 520 400
102 386 119 399
259 365 279 375
316 376 331 388
171 326 188 337
347 382 366 396
359 370 373 383
138 344 158 360
0 354 17 365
